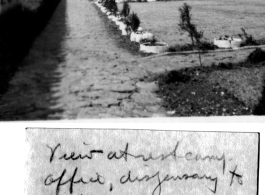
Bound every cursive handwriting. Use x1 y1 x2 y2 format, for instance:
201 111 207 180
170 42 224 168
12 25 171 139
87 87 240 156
47 143 104 162
229 165 243 186
44 167 105 195
108 142 226 173
120 170 218 195
43 141 239 195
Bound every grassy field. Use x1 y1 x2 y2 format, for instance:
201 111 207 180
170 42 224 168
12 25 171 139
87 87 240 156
153 58 265 116
118 0 265 46
208 65 265 109
116 0 265 116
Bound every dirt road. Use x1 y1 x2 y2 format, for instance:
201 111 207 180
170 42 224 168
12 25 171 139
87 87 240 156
0 0 164 120
1 0 261 120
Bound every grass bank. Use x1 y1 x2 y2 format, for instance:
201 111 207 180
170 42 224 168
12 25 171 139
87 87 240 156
150 49 265 116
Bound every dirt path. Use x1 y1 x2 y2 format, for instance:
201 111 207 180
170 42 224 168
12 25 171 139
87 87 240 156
0 0 164 120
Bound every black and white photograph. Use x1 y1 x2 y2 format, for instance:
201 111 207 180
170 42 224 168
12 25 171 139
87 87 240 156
1 0 265 120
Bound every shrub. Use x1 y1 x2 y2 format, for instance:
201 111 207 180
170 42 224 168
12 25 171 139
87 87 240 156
162 70 191 84
198 41 216 50
178 3 203 46
103 0 118 13
129 12 140 32
120 1 130 18
256 38 265 45
239 28 257 46
167 44 194 52
178 3 204 66
247 48 265 63
217 62 233 70
103 0 109 8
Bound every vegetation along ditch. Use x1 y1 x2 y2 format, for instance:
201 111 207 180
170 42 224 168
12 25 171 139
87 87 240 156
93 2 152 57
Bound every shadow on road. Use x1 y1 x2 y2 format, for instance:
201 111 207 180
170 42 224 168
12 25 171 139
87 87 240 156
0 0 67 120
0 0 61 94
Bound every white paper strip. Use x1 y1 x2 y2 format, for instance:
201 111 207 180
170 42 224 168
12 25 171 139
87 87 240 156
25 129 259 195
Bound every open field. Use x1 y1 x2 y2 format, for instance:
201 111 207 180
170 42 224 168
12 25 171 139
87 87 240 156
118 0 265 46
208 65 265 109
114 0 265 116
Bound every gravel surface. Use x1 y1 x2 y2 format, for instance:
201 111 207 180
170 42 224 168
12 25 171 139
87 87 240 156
0 0 164 120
